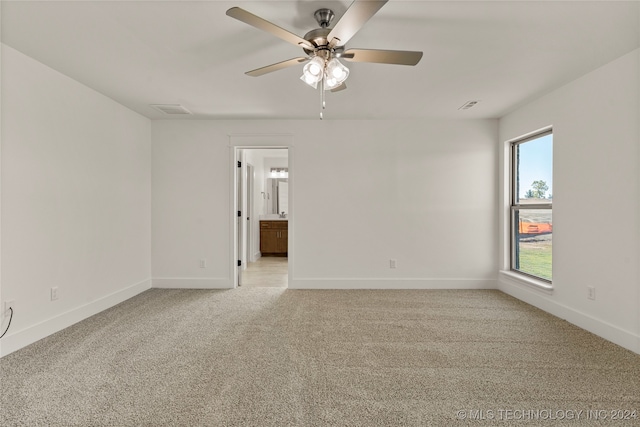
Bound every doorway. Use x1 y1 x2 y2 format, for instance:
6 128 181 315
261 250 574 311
235 147 289 288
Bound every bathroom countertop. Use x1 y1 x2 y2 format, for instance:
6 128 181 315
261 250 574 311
259 215 288 221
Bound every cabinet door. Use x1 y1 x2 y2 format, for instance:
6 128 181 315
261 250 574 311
278 230 288 253
260 229 279 253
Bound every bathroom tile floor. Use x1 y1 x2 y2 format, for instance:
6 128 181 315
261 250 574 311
241 256 288 287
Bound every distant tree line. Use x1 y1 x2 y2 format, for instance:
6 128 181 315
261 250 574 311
524 180 552 199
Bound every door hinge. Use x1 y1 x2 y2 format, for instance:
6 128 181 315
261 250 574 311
237 161 241 168
238 210 241 217
237 260 242 267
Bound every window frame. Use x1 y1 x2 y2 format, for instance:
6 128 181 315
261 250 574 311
510 128 553 284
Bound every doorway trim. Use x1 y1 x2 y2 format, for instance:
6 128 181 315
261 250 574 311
229 134 294 288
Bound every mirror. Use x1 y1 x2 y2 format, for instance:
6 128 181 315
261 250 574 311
266 178 288 215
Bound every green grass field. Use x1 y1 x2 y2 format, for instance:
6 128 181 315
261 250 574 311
518 241 552 281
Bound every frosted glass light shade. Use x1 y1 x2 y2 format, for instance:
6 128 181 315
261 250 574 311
300 73 319 88
302 57 325 83
324 76 340 90
326 58 349 84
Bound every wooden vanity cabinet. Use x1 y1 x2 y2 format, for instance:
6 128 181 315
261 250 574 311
260 221 288 255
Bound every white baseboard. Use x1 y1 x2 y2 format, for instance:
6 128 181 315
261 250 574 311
0 278 151 358
498 277 640 355
152 277 231 289
289 278 497 290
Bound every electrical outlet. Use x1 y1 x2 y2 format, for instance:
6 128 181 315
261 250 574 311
199 259 207 268
4 300 15 317
587 286 595 300
390 259 397 269
51 287 59 301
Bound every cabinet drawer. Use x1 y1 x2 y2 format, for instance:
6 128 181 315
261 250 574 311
260 221 288 229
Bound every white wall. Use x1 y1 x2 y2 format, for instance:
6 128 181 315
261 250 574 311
151 119 498 289
151 122 230 288
0 45 152 356
498 49 640 354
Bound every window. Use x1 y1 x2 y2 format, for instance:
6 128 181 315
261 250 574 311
511 130 553 282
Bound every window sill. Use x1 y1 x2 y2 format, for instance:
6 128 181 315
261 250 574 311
499 270 554 294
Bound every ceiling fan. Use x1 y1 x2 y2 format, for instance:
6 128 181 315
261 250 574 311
226 0 422 116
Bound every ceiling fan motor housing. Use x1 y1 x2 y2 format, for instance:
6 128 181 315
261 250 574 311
303 34 344 59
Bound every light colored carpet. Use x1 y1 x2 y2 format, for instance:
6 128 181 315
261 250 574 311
1 288 639 426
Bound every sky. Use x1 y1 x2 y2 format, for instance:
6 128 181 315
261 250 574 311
518 133 553 199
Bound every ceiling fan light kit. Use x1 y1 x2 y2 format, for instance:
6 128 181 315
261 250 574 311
301 56 349 90
301 56 325 86
226 0 423 118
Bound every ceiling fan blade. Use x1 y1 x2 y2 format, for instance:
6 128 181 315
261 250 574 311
245 57 309 77
327 0 388 48
330 83 347 93
226 7 314 50
342 48 423 66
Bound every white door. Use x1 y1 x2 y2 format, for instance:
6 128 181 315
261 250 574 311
236 152 243 286
246 163 254 263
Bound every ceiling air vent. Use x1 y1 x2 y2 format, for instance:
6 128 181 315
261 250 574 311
150 104 192 115
458 100 480 110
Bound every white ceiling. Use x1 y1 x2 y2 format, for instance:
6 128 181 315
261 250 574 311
2 1 638 120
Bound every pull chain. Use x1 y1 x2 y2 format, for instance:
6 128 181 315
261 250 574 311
319 78 325 119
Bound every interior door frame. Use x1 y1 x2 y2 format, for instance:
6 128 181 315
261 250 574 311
229 135 293 288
